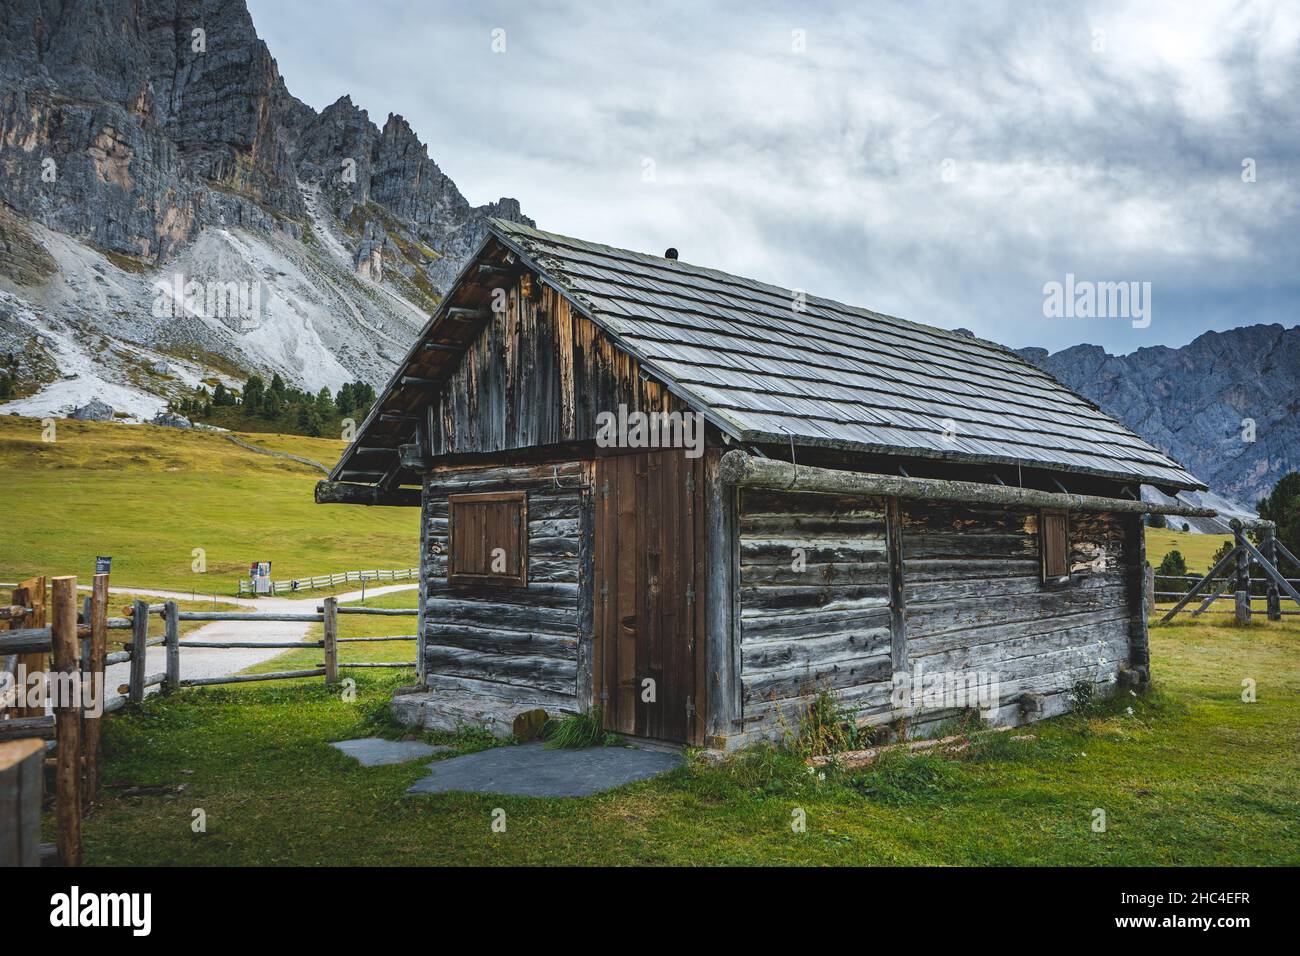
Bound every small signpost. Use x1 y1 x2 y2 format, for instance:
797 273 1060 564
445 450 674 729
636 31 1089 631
249 561 272 596
94 556 111 574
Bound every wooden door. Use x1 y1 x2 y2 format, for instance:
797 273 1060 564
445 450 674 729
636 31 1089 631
594 449 705 744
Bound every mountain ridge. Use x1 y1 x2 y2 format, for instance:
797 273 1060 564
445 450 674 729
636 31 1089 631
0 0 529 418
1016 323 1299 510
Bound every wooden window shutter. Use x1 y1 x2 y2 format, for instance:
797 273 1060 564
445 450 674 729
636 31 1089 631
448 491 528 588
1040 510 1069 582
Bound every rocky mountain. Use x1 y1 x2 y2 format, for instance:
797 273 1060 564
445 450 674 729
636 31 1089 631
0 0 529 419
1017 324 1300 522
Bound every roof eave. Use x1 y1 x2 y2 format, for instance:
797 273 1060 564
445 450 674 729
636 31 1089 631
737 429 1208 493
325 230 505 485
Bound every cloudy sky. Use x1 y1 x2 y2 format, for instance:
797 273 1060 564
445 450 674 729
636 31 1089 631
248 0 1299 355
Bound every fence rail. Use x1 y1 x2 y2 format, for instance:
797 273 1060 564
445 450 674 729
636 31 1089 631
120 598 421 693
237 567 419 597
1154 522 1300 623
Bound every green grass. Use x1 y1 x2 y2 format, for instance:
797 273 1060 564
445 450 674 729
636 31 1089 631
0 416 418 593
1146 528 1232 573
78 615 1300 866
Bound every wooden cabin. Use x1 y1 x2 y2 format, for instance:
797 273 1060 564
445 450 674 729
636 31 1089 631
317 221 1209 749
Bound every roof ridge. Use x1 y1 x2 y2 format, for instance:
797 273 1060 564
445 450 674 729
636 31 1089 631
488 220 1042 363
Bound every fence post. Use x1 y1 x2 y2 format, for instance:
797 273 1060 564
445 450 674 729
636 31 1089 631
323 596 339 685
129 598 148 704
0 738 44 866
51 575 82 867
1262 526 1282 621
164 600 180 692
11 577 46 718
1232 520 1251 624
84 573 109 809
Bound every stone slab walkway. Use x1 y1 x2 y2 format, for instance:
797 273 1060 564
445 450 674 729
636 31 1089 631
406 742 683 798
330 737 452 767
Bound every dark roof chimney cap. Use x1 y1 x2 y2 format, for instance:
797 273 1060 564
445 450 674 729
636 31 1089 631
664 247 679 260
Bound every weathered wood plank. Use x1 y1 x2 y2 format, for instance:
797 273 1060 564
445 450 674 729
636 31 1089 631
741 604 892 641
0 738 44 867
84 573 108 807
51 576 81 867
742 627 892 672
739 584 890 613
423 646 577 694
425 625 577 659
422 598 577 632
718 451 1216 518
181 669 326 687
742 653 893 705
905 583 1129 641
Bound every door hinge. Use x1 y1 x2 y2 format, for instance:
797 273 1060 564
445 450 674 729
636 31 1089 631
600 479 610 500
600 583 609 603
686 695 695 717
685 472 696 493
685 582 695 604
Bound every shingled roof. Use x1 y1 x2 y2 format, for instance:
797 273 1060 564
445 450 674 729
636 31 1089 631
333 220 1204 492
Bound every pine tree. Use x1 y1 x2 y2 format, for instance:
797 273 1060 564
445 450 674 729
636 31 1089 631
243 374 265 415
1258 472 1300 571
1157 550 1190 593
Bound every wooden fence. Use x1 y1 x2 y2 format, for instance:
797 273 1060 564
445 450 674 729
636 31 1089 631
125 597 419 691
237 566 419 597
1155 521 1300 623
0 574 116 867
2 574 419 867
1154 575 1300 611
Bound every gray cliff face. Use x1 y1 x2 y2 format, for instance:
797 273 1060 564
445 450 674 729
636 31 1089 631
0 0 532 416
1017 325 1300 505
0 0 529 281
0 0 302 257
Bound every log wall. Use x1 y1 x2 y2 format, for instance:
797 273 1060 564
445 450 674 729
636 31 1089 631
736 489 894 732
420 459 592 712
901 504 1135 728
734 493 1141 742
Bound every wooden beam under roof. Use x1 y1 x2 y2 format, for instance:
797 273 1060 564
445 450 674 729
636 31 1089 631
717 450 1217 518
445 307 490 321
315 481 420 507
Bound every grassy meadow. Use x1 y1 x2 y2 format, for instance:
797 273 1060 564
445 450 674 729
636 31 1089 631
1146 527 1232 572
0 416 418 592
78 614 1299 866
